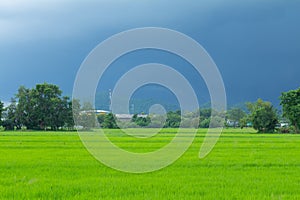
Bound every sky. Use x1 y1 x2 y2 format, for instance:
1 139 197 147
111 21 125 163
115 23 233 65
0 0 299 108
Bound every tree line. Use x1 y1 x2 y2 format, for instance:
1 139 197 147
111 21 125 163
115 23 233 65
0 83 74 130
225 89 300 133
0 83 299 133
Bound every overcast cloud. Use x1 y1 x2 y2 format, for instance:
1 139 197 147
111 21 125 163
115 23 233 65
0 0 299 107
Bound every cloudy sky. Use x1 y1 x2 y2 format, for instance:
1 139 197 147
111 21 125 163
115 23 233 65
0 0 299 107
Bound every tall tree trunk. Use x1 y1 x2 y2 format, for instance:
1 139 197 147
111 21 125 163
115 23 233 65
295 123 299 134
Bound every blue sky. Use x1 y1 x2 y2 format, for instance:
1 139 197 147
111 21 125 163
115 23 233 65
0 0 299 107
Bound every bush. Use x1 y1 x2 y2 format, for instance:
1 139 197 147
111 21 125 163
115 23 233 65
0 126 5 132
21 126 27 131
276 126 297 134
199 118 210 128
276 127 290 133
210 116 224 128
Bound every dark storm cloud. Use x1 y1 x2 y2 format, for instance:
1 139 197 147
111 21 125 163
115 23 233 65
0 0 299 107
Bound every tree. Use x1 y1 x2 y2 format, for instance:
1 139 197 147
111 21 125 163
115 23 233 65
137 116 151 127
131 114 138 123
97 114 106 125
198 108 212 128
77 102 96 130
247 99 278 133
32 83 63 130
199 118 210 128
165 110 181 128
0 100 3 124
226 108 246 128
280 87 300 133
200 108 212 119
15 83 74 130
51 96 74 130
239 116 250 129
131 114 151 127
102 113 118 129
16 86 35 129
3 98 18 130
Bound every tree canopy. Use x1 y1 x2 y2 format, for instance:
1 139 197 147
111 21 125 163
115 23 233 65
131 114 151 127
246 99 278 133
280 87 300 133
226 108 246 128
3 83 74 130
0 100 3 125
101 113 118 129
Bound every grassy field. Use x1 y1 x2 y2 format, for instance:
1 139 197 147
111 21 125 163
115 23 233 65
1 128 300 199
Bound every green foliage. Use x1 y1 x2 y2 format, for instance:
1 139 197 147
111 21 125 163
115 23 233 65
0 126 5 132
0 100 3 125
280 87 300 133
157 108 223 128
210 116 225 128
239 116 249 129
199 108 212 119
97 114 105 124
276 126 296 134
2 98 18 130
5 83 74 131
165 110 181 128
4 82 300 133
20 125 27 131
199 118 210 128
131 114 151 127
101 113 119 129
226 107 246 127
74 101 96 130
146 114 166 128
246 99 278 133
77 113 96 130
198 108 225 128
131 113 138 122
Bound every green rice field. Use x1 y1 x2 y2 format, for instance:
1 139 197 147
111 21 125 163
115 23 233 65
1 128 300 199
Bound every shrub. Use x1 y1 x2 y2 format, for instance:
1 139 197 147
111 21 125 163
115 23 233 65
276 126 297 134
0 126 5 132
21 126 27 131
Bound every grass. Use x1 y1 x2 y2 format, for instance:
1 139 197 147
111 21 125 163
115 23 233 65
1 128 300 199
